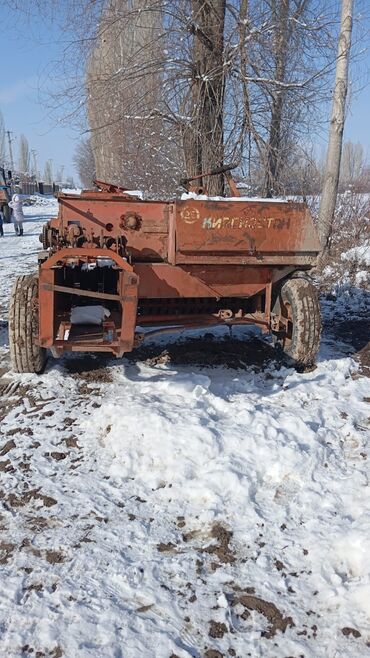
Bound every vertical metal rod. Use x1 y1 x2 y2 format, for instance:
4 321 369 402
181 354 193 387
264 281 272 328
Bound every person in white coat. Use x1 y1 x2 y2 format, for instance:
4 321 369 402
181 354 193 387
9 186 24 236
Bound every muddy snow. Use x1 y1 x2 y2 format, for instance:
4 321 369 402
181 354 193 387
0 200 369 658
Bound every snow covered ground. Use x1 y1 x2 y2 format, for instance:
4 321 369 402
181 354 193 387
0 198 58 320
0 200 369 658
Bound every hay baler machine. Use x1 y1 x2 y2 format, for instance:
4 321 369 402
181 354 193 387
9 166 322 374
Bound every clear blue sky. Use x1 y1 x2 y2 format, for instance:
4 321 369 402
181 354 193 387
0 7 80 182
0 4 369 183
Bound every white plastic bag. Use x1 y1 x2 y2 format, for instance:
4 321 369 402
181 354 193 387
70 305 111 325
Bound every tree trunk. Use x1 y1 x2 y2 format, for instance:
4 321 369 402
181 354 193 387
318 0 353 251
184 0 226 195
263 91 285 197
263 0 289 198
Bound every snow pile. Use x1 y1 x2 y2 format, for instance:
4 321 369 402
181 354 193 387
24 194 59 208
61 187 82 195
341 240 370 267
181 191 291 202
125 189 144 199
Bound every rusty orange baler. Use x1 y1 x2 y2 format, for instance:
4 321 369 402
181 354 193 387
9 171 322 373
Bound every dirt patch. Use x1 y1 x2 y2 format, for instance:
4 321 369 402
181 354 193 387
136 604 154 613
0 396 23 423
200 524 235 565
0 541 15 564
6 489 40 508
357 343 370 377
78 383 101 395
157 542 176 552
44 550 66 564
66 357 113 382
21 645 63 657
209 620 228 639
28 546 66 564
204 650 224 658
25 516 54 531
324 318 369 377
0 459 14 472
40 494 58 508
6 427 33 437
4 489 57 509
342 627 361 638
128 335 279 370
233 593 295 638
49 452 67 461
62 417 75 427
24 582 44 593
64 436 79 449
0 438 16 455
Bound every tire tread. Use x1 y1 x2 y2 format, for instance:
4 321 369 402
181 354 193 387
8 274 46 374
274 276 321 368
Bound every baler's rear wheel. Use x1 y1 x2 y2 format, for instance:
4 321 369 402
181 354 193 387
9 274 46 374
271 276 321 369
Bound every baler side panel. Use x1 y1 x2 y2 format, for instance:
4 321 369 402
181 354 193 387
174 200 321 263
134 263 280 298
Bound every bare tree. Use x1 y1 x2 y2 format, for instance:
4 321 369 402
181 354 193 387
65 175 76 188
85 0 338 195
55 165 64 182
86 0 184 194
73 137 96 188
318 0 354 251
262 0 291 196
340 140 364 188
182 0 226 194
18 134 31 174
261 1 310 196
5 0 362 198
43 159 53 183
234 0 339 197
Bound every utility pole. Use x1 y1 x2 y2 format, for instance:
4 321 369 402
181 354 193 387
318 0 354 253
6 130 14 171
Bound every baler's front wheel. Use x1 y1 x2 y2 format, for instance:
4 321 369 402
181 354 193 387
271 277 321 369
9 274 46 374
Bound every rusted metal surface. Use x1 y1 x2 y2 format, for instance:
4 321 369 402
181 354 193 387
36 179 321 357
39 248 137 357
175 200 320 261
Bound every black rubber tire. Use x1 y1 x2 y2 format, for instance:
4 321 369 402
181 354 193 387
2 205 11 223
272 277 321 368
8 274 46 374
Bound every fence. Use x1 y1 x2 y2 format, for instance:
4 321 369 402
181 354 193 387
20 182 60 196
